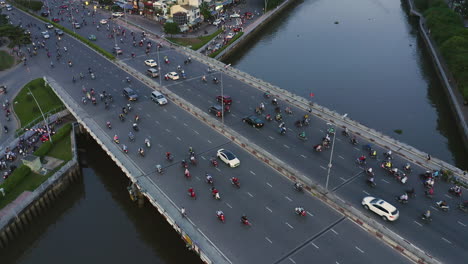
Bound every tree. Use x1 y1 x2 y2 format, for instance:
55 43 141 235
0 25 31 48
200 2 212 21
98 0 114 5
164 22 180 36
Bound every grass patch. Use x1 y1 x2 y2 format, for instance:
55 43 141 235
13 78 64 128
209 32 244 58
168 29 223 50
394 129 403 134
0 125 73 209
0 51 15 70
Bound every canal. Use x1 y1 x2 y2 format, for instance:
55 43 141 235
3 0 467 263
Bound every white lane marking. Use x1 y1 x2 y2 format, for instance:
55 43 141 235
413 221 422 227
338 155 345 159
362 190 370 195
207 140 212 144
285 222 294 229
330 228 338 235
285 196 292 202
339 177 346 181
250 170 256 175
319 130 324 133
441 237 452 244
226 203 232 208
265 237 273 244
146 113 151 118
354 147 360 151
176 137 181 141
289 257 296 264
266 182 272 188
247 192 253 197
458 221 466 227
269 136 274 140
320 166 327 170
284 144 290 149
444 194 452 199
165 128 170 132
231 114 237 118
172 115 177 119
201 156 206 160
307 211 314 217
355 246 365 253
300 154 307 158
266 206 272 212
183 123 188 126
157 144 163 148
430 206 437 210
311 242 319 249
381 179 389 183
194 130 200 135
155 121 160 125
195 177 201 181
215 167 221 172
335 138 342 142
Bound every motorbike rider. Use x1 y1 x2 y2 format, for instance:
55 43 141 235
122 144 128 152
113 135 119 143
166 152 172 160
231 177 239 185
451 185 462 195
437 200 448 208
295 207 306 215
188 187 195 197
391 167 399 175
314 144 322 152
202 75 206 82
399 193 408 202
184 168 190 177
216 210 224 218
384 161 392 169
358 155 366 164
366 167 374 175
206 173 213 184
299 131 306 139
370 149 377 158
425 187 434 196
241 215 248 224
132 123 138 131
272 98 278 105
144 138 150 146
385 150 392 159
403 163 411 171
119 113 125 120
138 147 144 156
128 131 135 140
181 159 187 168
425 177 435 188
190 155 196 164
422 210 431 220
294 182 303 191
260 102 265 111
106 121 111 128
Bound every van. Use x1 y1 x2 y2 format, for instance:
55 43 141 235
151 91 167 105
146 68 159 78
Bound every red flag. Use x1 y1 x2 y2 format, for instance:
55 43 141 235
309 93 315 97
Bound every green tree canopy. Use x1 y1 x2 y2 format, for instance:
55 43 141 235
200 2 212 21
0 24 31 48
164 22 180 36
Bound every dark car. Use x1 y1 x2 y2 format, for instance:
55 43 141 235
216 95 232 105
233 27 242 32
60 5 68 9
52 17 60 23
242 115 264 128
123 87 138 101
54 29 64 36
113 46 123 55
41 11 49 17
208 105 224 117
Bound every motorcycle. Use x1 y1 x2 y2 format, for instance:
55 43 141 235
367 178 376 188
181 160 188 168
190 156 197 166
231 178 240 188
184 169 191 178
436 201 449 211
240 217 251 226
106 122 112 129
138 149 145 157
217 212 225 222
211 158 218 167
188 190 196 199
350 138 358 145
458 203 468 213
421 214 432 223
395 196 408 204
166 154 173 162
206 176 214 185
449 187 462 197
293 183 303 192
132 123 139 131
342 129 350 137
113 137 120 144
122 146 128 153
212 189 221 200
313 144 323 152
156 165 163 174
145 138 151 148
295 207 307 216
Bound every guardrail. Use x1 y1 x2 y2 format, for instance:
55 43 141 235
14 106 67 137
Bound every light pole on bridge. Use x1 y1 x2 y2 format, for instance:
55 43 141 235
324 113 347 191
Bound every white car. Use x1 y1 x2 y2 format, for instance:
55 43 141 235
165 72 179 80
213 19 222 26
100 19 108 25
226 33 235 39
112 12 124 17
362 196 399 221
145 59 158 67
217 149 240 168
45 23 54 29
41 31 50 39
230 13 240 18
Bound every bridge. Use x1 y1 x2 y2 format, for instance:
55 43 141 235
4 2 468 264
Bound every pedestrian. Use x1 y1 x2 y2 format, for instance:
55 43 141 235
427 154 431 161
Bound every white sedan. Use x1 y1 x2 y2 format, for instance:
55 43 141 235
362 196 399 221
99 19 108 25
165 72 179 80
145 59 158 67
41 31 50 39
217 149 240 168
230 13 241 18
112 12 124 17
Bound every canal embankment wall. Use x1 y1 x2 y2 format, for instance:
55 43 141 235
406 0 468 151
0 123 80 249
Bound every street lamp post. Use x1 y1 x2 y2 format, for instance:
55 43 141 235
157 46 162 85
325 123 335 190
28 88 53 143
264 0 268 14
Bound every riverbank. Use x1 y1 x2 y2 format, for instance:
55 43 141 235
406 0 468 151
0 123 79 249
